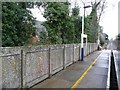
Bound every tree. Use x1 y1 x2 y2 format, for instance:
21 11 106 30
43 2 75 44
84 16 93 42
2 2 37 47
97 0 106 22
90 4 99 43
42 0 107 44
84 0 106 43
83 6 98 43
98 27 109 46
72 6 80 16
71 6 82 43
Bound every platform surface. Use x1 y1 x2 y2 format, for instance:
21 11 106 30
31 50 111 89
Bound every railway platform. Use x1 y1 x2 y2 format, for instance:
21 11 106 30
31 50 111 89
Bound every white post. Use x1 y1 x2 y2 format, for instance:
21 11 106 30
97 32 100 50
81 3 91 61
81 6 85 61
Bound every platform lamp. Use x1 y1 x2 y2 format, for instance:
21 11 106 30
81 3 92 61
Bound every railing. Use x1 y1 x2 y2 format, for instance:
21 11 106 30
0 43 98 88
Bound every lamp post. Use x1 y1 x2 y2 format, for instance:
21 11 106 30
81 4 91 61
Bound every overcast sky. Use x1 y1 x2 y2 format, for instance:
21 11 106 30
100 0 119 39
30 0 119 39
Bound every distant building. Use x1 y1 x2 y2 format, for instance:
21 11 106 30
31 20 48 43
35 20 48 37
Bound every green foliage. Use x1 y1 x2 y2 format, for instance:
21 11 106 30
84 16 93 43
42 2 100 44
72 6 79 16
62 16 75 44
71 14 82 43
43 2 75 44
39 32 47 44
71 6 81 43
2 2 36 47
2 2 102 46
84 5 99 43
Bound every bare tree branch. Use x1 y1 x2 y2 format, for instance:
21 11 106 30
90 0 106 23
97 0 106 22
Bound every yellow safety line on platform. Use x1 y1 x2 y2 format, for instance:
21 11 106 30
70 53 102 90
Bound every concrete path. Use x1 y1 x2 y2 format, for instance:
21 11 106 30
75 50 110 88
30 50 110 89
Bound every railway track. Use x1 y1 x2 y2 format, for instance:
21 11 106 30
109 51 119 90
